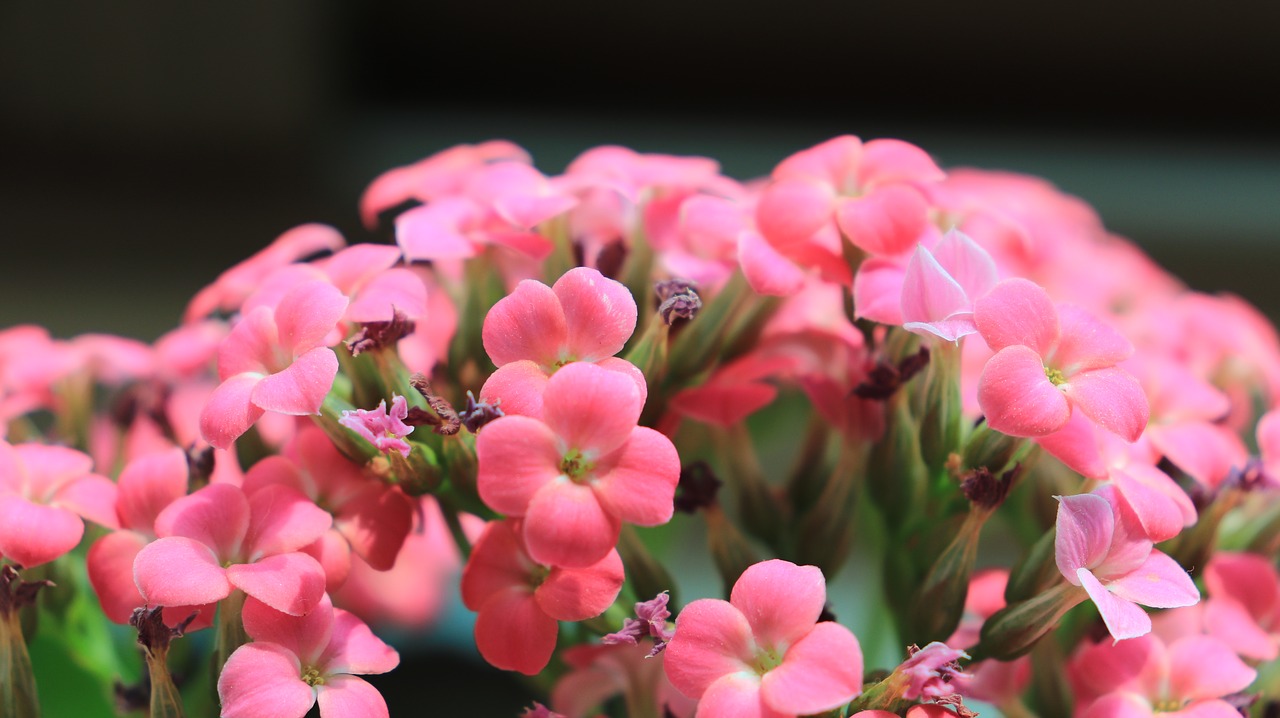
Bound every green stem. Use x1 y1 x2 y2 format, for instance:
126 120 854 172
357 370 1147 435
145 647 186 718
1 609 39 718
214 591 248 678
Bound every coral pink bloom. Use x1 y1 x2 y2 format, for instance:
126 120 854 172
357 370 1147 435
242 427 415 588
1203 551 1280 661
312 243 429 326
185 224 345 323
0 441 117 568
476 362 678 567
88 448 214 628
664 560 863 718
1133 357 1247 489
360 140 531 228
552 641 697 718
460 519 624 675
479 267 641 419
1070 634 1255 718
900 230 999 342
134 482 330 616
199 280 349 450
1055 489 1199 642
975 278 1148 440
218 594 399 718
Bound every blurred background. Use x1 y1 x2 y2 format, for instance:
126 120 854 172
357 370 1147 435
2 2 1278 714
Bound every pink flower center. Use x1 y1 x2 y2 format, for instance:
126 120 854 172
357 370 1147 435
1044 365 1067 386
560 451 595 484
750 646 784 675
1152 697 1185 712
301 666 325 687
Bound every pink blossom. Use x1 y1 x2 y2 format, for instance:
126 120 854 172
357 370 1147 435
1055 489 1199 642
602 590 676 654
199 280 349 450
133 482 330 616
360 140 530 228
476 361 679 567
899 230 999 342
1203 551 1280 661
338 395 414 457
460 519 624 675
1069 634 1255 717
218 594 399 718
975 277 1148 440
898 642 969 700
663 559 863 717
0 441 117 568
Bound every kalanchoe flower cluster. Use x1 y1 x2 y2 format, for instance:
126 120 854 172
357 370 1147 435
2 134 1279 717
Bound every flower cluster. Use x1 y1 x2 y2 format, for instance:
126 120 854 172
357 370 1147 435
1 135 1278 718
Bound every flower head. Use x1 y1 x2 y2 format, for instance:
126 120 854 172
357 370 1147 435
339 395 414 457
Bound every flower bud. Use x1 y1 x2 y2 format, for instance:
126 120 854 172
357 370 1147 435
906 505 992 644
968 581 1086 662
1004 529 1062 604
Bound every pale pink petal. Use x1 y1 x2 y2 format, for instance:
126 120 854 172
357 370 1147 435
486 228 555 259
542 362 642 456
1077 693 1154 718
218 307 279 378
1168 635 1257 701
730 560 827 650
395 199 481 261
479 360 549 419
475 416 563 516
1053 304 1134 373
1034 409 1110 479
316 676 389 718
11 444 94 497
274 281 349 355
1065 368 1150 443
51 474 119 529
852 257 906 325
494 194 578 231
473 587 559 675
245 484 333 560
154 483 250 560
1204 598 1278 660
930 229 998 300
87 530 149 623
696 673 788 718
218 643 315 718
974 278 1060 355
1055 493 1115 579
977 345 1071 437
227 552 327 616
1106 551 1199 609
755 178 834 248
553 267 637 362
901 245 970 332
1166 702 1258 718
1148 423 1246 489
345 268 428 324
482 279 570 368
200 373 267 450
133 536 232 607
242 594 334 665
522 480 621 569
760 621 863 714
333 486 414 571
591 427 680 526
738 230 806 297
116 447 190 532
664 599 755 698
251 347 339 416
1110 466 1195 543
317 243 402 293
836 185 929 257
322 608 400 675
1078 567 1152 641
0 496 83 567
536 549 625 622
857 138 946 188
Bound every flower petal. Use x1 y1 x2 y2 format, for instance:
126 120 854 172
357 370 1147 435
663 599 755 699
274 280 349 356
475 416 563 516
227 552 327 616
51 474 119 529
1078 567 1151 642
1052 304 1133 374
536 549 625 622
730 560 827 650
333 486 414 572
901 245 969 330
315 676 389 718
481 278 569 368
1055 493 1115 579
739 230 806 297
478 360 549 420
322 608 400 675
242 594 334 665
88 531 150 624
978 345 1071 437
1105 551 1199 609
591 427 680 526
1064 368 1149 443
116 447 190 532
542 361 643 457
0 496 84 568
760 621 863 714
974 278 1059 355
1167 635 1257 702
154 483 250 560
251 347 339 416
218 643 315 718
553 267 637 363
133 536 232 607
199 373 267 450
473 587 559 675
245 484 333 560
522 479 620 569
836 185 929 257
697 673 788 718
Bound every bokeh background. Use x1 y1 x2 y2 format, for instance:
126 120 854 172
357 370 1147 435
2 2 1278 715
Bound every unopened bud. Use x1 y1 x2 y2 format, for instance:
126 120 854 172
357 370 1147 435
346 307 416 357
968 581 1086 662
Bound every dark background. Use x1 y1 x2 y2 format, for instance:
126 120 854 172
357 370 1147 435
2 2 1278 714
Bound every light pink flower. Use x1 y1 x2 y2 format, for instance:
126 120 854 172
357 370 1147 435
339 395 414 457
899 230 999 342
0 441 117 568
1055 488 1199 642
1069 634 1255 717
898 642 969 700
199 280 349 450
1203 551 1280 661
218 594 399 718
476 361 678 567
460 519 624 675
663 559 863 718
360 140 530 228
975 278 1148 441
133 482 330 616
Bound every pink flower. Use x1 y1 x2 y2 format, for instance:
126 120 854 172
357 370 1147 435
217 594 399 718
460 519 624 675
133 482 331 616
898 642 970 700
1069 634 1255 717
476 361 679 568
199 280 349 450
975 277 1148 440
663 559 864 717
1055 488 1199 642
360 140 531 228
899 230 999 342
1203 551 1280 661
338 395 414 457
0 441 117 568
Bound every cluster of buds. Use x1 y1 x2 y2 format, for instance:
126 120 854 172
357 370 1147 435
1 135 1278 717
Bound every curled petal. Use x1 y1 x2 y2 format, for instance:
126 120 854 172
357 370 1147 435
978 345 1071 437
251 347 339 416
1078 567 1151 642
553 267 637 363
1064 368 1149 443
134 536 232 607
1055 493 1115 579
200 373 267 450
760 621 863 715
227 552 327 616
974 278 1059 355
